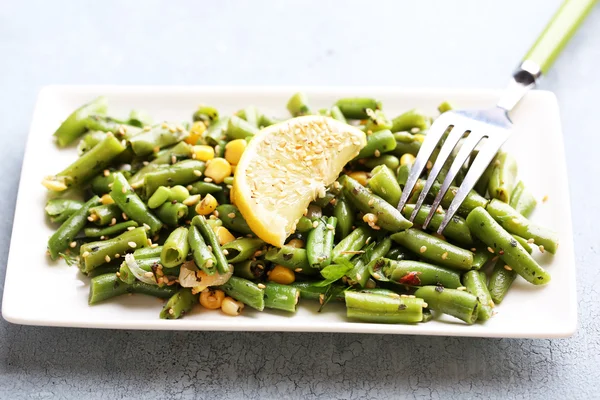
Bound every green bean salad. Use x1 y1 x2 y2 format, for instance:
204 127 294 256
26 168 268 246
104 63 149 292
43 93 557 324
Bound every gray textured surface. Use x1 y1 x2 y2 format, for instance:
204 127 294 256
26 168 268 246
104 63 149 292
1 1 599 399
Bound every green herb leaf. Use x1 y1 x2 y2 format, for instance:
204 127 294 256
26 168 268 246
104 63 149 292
314 261 354 287
59 252 80 268
318 285 348 312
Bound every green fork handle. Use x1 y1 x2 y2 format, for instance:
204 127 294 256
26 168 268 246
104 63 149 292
524 0 597 75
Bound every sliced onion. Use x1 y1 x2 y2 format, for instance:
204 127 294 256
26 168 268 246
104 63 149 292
178 260 233 289
179 261 200 288
125 254 158 285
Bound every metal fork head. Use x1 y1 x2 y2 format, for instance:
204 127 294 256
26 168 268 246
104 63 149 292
397 107 512 234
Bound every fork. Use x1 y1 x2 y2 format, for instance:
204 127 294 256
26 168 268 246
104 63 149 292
397 0 597 234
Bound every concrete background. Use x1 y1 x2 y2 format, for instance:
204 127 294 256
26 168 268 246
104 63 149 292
1 1 599 398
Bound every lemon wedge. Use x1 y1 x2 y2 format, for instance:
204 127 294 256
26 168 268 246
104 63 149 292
233 115 367 246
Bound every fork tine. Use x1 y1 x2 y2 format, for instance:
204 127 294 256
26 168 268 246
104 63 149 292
409 124 467 222
423 130 486 229
436 134 509 234
397 113 453 212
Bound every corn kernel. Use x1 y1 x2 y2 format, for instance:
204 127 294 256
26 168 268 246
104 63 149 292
204 157 232 184
195 194 218 215
221 297 244 316
199 288 225 310
287 238 305 248
100 194 115 205
225 139 247 166
214 226 235 245
413 133 426 143
185 121 206 145
192 145 215 162
229 184 236 205
400 153 416 166
348 171 369 186
268 265 296 285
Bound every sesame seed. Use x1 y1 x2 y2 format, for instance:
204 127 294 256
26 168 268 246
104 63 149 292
204 177 213 182
116 272 121 277
103 169 110 177
222 249 229 256
408 295 416 298
151 243 158 248
372 273 381 280
122 186 127 194
176 125 184 132
191 153 197 159
420 245 427 253
410 127 420 133
257 283 266 289
542 195 549 203
122 213 128 220
527 238 535 244
193 170 203 177
105 255 111 262
441 252 448 260
168 126 176 133
147 238 152 246
227 212 236 218
294 268 302 272
368 198 375 206
422 302 428 308
471 247 477 252
319 294 325 304
326 224 335 230
426 160 433 169
168 308 174 316
109 218 117 226
115 253 120 258
69 241 77 248
487 247 495 253
356 273 362 281
171 155 177 164
153 146 160 153
401 294 408 298
87 216 95 222
161 122 168 129
82 251 90 258
504 265 512 271
538 245 545 253
128 241 137 248
457 286 466 291
489 300 495 308
312 221 319 228
143 126 151 131
374 149 381 157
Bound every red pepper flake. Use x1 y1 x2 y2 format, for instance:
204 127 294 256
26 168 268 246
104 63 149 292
397 271 421 286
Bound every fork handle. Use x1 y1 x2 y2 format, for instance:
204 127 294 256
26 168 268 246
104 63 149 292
524 0 597 75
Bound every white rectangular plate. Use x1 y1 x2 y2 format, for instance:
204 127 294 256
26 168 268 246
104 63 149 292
2 86 577 338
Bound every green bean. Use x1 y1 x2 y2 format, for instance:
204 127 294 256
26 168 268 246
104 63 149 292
44 133 126 191
391 229 473 271
306 216 337 269
415 286 478 324
370 258 461 288
192 215 230 274
485 199 558 254
160 288 197 319
391 109 430 133
216 204 253 235
188 225 217 274
437 101 454 113
312 193 336 209
89 204 122 226
291 282 332 301
397 164 411 187
287 92 311 117
188 181 223 196
364 155 400 170
45 199 83 224
471 245 492 270
142 160 205 198
201 117 229 146
161 227 189 268
90 172 116 195
132 280 179 299
385 246 417 261
364 110 393 133
54 96 108 147
512 234 533 254
193 105 219 123
87 262 121 278
118 257 161 285
265 246 318 275
400 204 473 246
428 181 489 217
148 186 171 209
218 276 265 311
233 260 266 280
263 283 299 313
488 262 517 304
329 106 346 123
335 98 381 119
340 175 412 232
110 172 163 235
345 291 424 324
47 196 101 260
488 152 518 203
510 181 537 218
84 221 139 238
392 132 422 156
259 114 281 127
356 130 396 159
333 196 354 241
77 130 107 154
474 157 495 196
128 109 153 128
466 206 550 285
84 115 140 137
155 201 188 227
88 273 130 304
367 164 402 207
295 216 315 234
463 270 494 322
80 227 148 273
238 106 260 128
133 245 163 260
332 226 372 264
128 143 193 189
226 115 259 140
129 123 189 156
221 238 265 264
347 237 392 287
